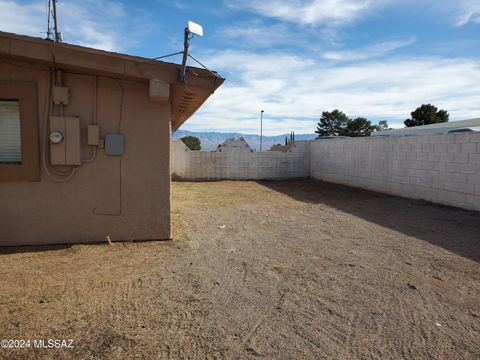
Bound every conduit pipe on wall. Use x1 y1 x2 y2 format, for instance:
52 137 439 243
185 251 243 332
92 78 124 216
0 58 76 181
42 68 76 182
82 75 98 163
44 71 101 180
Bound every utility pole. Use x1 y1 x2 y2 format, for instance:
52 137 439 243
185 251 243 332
260 110 264 152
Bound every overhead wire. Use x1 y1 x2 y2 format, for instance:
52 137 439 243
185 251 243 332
152 49 222 80
152 51 183 60
187 54 222 79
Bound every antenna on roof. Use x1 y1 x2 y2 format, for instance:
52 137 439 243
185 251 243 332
46 0 62 42
152 21 221 81
180 21 203 83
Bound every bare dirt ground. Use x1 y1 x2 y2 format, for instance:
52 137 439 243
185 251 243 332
0 180 479 359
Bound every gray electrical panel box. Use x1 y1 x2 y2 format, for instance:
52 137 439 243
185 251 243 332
105 133 125 156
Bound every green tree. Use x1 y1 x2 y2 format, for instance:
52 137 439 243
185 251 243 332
180 136 201 151
376 120 389 131
404 104 449 127
342 117 377 137
315 110 350 136
315 110 390 137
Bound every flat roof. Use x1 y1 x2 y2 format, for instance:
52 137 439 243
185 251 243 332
372 118 480 136
0 31 224 130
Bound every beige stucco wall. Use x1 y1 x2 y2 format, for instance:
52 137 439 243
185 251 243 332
0 60 172 245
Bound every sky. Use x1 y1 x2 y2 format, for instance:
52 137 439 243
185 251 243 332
1 0 480 135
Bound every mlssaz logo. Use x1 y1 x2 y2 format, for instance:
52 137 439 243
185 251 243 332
33 339 74 349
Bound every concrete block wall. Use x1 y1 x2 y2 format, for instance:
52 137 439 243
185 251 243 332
172 139 309 181
309 133 480 211
172 133 480 211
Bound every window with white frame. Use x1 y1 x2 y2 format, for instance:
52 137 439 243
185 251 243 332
0 100 22 163
0 81 40 181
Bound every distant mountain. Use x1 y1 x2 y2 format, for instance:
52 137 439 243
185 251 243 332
172 130 317 151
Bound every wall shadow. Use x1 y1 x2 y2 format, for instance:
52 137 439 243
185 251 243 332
257 179 480 262
0 239 171 256
0 244 73 255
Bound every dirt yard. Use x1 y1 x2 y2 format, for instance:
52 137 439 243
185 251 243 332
0 180 479 359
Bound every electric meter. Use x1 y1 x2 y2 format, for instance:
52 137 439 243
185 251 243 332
49 130 64 144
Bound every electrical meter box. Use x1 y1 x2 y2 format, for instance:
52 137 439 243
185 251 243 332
49 116 81 165
105 133 125 156
52 86 69 105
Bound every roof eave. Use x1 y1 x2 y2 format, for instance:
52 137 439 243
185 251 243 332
0 31 224 127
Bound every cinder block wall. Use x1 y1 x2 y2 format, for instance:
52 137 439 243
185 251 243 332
310 133 480 211
172 139 309 180
172 134 480 211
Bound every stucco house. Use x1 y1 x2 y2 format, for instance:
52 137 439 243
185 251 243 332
0 31 223 246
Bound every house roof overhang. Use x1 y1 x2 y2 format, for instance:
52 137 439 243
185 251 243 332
0 31 224 130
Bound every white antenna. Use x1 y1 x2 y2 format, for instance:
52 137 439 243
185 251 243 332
188 21 203 37
180 21 204 83
152 21 220 81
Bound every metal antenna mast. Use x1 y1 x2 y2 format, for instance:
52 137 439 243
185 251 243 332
180 21 203 83
180 26 191 83
52 0 61 42
47 0 52 39
47 0 61 42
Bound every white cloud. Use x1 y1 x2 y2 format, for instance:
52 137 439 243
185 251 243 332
401 1 480 27
60 1 127 51
323 37 416 61
227 0 383 27
0 0 148 51
217 21 305 48
186 50 480 134
227 0 480 29
173 0 187 10
404 0 480 27
0 0 44 36
442 0 480 27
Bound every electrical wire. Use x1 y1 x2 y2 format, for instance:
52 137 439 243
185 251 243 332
152 50 223 80
92 78 124 216
152 51 183 60
41 47 78 180
42 68 77 182
82 75 97 163
187 54 222 79
115 79 124 130
1 58 128 177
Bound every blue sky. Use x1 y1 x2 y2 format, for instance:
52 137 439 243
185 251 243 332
1 0 479 135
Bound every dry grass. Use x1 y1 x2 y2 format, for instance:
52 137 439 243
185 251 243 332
0 180 479 359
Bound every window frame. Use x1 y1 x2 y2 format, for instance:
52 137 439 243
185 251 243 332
0 81 40 181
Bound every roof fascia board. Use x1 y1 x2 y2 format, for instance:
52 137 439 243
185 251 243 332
0 31 219 89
